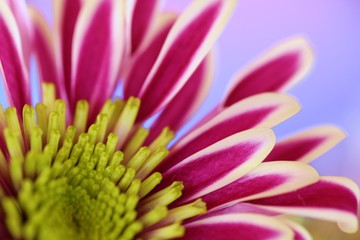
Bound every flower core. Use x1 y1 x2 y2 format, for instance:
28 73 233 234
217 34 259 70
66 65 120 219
0 84 206 240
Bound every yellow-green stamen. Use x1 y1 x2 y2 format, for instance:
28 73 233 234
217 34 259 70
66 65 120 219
0 83 206 240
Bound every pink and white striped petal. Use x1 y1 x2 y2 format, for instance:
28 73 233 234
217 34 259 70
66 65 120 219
181 213 294 240
223 36 314 107
0 1 30 110
199 161 319 210
119 0 135 72
137 0 237 121
161 128 275 203
202 203 278 219
160 93 300 171
146 52 214 143
124 13 177 99
53 0 82 95
71 0 124 117
130 0 160 54
250 176 360 233
264 125 345 163
207 202 279 217
4 0 32 65
29 7 65 100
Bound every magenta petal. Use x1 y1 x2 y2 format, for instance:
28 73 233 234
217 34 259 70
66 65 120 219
200 161 318 210
264 125 345 163
204 202 278 218
206 205 311 239
158 93 299 172
250 177 360 233
29 7 65 100
136 0 237 121
181 214 293 240
146 52 213 143
124 13 177 99
71 0 124 118
131 0 160 54
54 0 82 95
4 0 32 65
223 37 313 107
0 2 30 110
161 129 275 203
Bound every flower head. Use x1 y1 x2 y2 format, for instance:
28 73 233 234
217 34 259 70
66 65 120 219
0 0 359 239
0 89 207 239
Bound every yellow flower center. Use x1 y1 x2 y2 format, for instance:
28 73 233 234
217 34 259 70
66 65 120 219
0 83 206 240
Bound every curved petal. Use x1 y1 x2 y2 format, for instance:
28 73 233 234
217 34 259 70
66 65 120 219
130 0 160 54
4 0 32 65
223 36 314 107
250 176 360 233
0 1 30 110
137 0 237 121
161 128 275 203
182 213 294 240
124 13 177 99
118 0 135 75
200 161 319 210
204 202 278 218
146 52 214 143
53 0 82 95
29 6 65 100
160 93 300 171
264 125 345 163
71 0 124 118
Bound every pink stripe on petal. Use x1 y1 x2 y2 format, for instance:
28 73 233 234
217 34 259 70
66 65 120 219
124 13 177 99
182 214 293 240
4 0 33 65
250 177 360 233
0 2 30 110
131 0 160 54
29 7 65 100
146 52 214 143
223 37 314 107
200 161 319 210
118 0 135 77
137 0 237 121
203 202 278 219
264 125 345 163
53 0 82 95
159 93 299 172
71 0 124 119
161 129 275 202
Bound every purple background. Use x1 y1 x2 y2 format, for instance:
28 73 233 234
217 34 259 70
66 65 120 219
1 0 359 183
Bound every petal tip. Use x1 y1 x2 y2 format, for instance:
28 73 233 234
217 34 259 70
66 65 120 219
280 35 315 77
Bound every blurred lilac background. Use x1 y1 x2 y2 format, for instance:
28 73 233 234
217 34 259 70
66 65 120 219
1 0 359 183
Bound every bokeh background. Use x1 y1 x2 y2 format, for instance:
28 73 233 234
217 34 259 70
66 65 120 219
1 0 359 183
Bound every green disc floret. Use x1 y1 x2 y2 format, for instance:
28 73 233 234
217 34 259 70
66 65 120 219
0 83 206 240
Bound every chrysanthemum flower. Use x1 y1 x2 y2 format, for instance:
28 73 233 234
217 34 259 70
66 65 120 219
0 0 359 239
